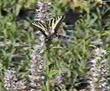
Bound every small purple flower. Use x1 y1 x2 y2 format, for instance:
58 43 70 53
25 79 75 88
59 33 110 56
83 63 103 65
55 75 65 86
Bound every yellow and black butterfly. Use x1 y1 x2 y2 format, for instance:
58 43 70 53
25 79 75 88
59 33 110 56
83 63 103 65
32 16 65 38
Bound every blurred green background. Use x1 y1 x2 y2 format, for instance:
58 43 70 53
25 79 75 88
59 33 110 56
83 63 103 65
0 0 110 91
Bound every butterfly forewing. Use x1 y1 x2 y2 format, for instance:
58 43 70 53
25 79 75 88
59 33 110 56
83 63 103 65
52 16 64 34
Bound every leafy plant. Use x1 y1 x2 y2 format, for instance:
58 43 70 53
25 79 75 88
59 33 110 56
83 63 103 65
0 0 110 91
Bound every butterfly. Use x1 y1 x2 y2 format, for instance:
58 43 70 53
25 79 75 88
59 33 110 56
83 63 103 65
32 15 72 46
32 16 65 38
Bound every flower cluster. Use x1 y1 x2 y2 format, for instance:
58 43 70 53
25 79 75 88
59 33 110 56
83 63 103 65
87 39 110 91
4 69 26 91
29 1 51 91
34 1 52 22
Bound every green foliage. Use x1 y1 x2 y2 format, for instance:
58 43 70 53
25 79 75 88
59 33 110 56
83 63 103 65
0 0 110 91
51 0 105 16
